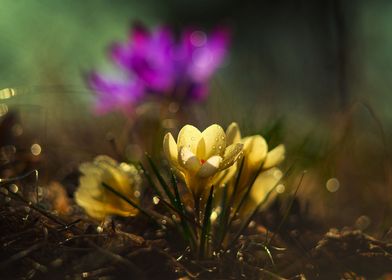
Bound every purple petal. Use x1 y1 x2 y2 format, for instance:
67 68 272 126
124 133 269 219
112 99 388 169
88 72 144 114
111 42 132 70
129 26 176 91
186 27 230 82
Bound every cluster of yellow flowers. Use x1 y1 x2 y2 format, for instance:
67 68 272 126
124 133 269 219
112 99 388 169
164 123 285 210
75 123 284 220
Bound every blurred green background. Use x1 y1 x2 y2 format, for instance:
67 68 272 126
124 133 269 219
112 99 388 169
1 0 392 124
1 0 392 231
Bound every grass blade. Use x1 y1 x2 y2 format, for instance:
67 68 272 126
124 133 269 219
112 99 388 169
266 170 305 246
226 164 297 250
216 158 245 247
145 154 176 205
101 182 159 225
139 162 163 199
199 185 214 259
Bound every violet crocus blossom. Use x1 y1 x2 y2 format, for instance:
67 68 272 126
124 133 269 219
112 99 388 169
89 24 230 114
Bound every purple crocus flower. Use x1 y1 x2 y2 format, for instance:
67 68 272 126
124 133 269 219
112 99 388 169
89 23 230 115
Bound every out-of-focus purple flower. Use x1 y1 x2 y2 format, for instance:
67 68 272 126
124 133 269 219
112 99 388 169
89 23 230 115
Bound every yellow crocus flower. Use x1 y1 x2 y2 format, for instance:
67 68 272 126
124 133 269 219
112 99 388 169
75 155 141 220
221 122 285 189
163 124 243 199
214 123 285 214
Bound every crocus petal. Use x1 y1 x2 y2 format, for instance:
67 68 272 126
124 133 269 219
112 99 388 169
220 143 243 170
131 23 150 44
226 122 241 145
177 125 202 154
111 42 132 70
250 168 282 206
163 133 181 170
263 144 285 169
179 146 201 173
129 26 175 91
197 155 222 178
88 72 144 115
242 135 268 172
187 27 230 82
75 155 141 220
198 124 226 159
212 164 237 187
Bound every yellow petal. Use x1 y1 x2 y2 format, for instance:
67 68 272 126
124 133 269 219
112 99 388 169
198 124 226 159
220 143 243 170
75 155 141 220
242 135 268 172
211 165 237 187
97 160 131 195
250 168 282 206
95 155 118 166
197 155 222 178
226 122 241 145
263 144 285 169
177 125 202 154
179 146 201 173
163 133 181 170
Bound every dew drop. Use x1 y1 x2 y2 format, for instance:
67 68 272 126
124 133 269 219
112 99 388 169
153 196 160 205
9 184 18 193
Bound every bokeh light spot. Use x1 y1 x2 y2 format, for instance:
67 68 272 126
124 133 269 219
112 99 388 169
276 184 286 194
326 177 340 192
31 143 42 156
190 31 207 47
